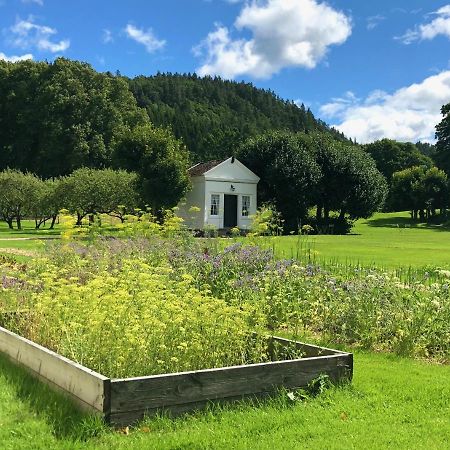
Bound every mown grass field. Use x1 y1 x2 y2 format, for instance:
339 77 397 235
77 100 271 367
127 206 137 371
1 350 449 450
271 212 450 268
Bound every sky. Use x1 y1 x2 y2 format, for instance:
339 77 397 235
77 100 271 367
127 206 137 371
1 0 450 144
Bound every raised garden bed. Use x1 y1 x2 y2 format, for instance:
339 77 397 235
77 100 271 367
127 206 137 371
0 325 353 427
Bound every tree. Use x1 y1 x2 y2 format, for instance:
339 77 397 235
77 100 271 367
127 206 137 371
0 169 42 229
390 166 447 220
435 103 450 174
238 131 321 231
305 133 387 222
0 58 149 177
60 168 141 225
422 167 448 215
30 178 65 229
113 124 190 211
364 139 433 181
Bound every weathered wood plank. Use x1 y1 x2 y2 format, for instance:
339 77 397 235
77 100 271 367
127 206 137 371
108 392 276 426
269 336 346 358
0 325 109 413
110 352 352 425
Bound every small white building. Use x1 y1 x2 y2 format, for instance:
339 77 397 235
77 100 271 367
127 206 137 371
177 157 259 230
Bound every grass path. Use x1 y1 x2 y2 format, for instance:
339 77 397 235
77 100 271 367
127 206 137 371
1 351 449 449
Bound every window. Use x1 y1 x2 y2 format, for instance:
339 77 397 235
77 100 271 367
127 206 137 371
242 195 250 217
210 194 220 216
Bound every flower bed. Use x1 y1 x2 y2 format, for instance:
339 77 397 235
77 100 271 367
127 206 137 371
0 324 352 426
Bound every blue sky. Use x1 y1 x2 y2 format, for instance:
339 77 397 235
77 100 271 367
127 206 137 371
1 0 450 143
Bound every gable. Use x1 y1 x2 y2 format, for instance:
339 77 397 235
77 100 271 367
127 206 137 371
203 157 259 183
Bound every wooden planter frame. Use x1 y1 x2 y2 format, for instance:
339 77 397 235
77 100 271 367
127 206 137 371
0 325 353 427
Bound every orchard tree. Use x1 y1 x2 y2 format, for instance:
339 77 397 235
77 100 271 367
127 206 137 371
0 169 42 229
238 131 321 231
113 124 190 211
60 168 141 225
30 178 65 229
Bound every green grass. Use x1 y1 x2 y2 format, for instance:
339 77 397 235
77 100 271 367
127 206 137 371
0 220 60 256
0 220 61 238
3 212 450 268
1 351 449 449
270 211 450 268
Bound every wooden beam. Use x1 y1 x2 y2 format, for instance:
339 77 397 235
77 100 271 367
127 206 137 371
0 325 110 413
110 352 352 426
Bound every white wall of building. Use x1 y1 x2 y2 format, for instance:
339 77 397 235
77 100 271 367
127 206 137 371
204 180 257 229
176 178 205 229
177 157 259 230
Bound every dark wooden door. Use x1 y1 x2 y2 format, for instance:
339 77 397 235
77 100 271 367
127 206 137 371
224 195 238 228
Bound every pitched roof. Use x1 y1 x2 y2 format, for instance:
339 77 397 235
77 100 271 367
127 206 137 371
188 159 225 177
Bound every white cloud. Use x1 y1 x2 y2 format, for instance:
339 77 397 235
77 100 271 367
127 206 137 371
0 52 33 62
397 4 450 44
367 14 385 31
320 71 450 143
195 0 352 79
102 29 113 44
124 24 166 53
9 17 69 53
21 0 44 5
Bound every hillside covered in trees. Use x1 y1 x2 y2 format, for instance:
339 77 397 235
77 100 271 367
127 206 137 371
127 73 348 162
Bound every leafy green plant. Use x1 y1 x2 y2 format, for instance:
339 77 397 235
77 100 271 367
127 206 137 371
249 203 284 236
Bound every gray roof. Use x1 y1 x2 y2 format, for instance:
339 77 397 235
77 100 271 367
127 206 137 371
188 159 225 177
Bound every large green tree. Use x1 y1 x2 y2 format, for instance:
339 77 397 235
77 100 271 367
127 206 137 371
364 139 433 181
238 131 321 231
305 133 388 221
0 58 148 177
113 124 191 211
435 103 450 174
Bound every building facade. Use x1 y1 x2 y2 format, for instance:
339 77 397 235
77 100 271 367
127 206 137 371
177 157 259 230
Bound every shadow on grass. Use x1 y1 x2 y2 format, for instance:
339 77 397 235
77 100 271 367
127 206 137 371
365 215 450 232
0 223 61 237
0 353 105 441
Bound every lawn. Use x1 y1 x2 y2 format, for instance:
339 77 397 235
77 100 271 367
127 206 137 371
1 350 449 450
270 212 450 268
0 220 60 258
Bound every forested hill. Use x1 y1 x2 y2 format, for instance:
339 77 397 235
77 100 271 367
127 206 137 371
127 73 348 162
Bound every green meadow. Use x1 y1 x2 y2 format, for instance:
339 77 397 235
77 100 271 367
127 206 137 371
271 212 450 268
2 212 450 268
